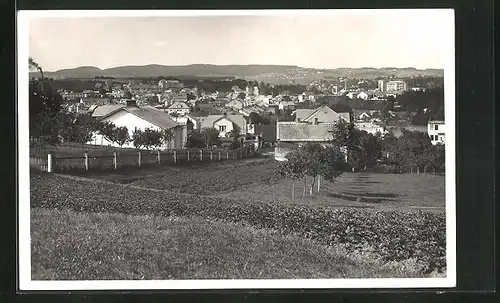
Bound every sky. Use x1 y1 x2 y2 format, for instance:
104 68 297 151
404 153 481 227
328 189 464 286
27 10 454 72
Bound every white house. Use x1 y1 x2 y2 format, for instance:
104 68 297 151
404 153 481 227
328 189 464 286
200 114 247 137
89 100 187 149
167 101 190 116
354 121 386 136
356 91 369 100
427 120 445 145
278 100 296 111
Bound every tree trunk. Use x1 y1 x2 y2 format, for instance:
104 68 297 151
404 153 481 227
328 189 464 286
317 175 321 192
303 177 307 197
291 180 295 202
417 166 420 174
309 176 316 195
410 166 413 174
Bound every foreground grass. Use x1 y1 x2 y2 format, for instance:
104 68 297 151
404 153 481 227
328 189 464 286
31 208 433 280
30 172 446 273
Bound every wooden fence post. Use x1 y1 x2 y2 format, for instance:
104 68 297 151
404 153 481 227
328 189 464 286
187 150 190 162
200 149 203 161
226 151 229 160
219 152 221 161
138 151 141 167
210 151 213 161
47 153 53 173
173 150 177 164
157 150 161 164
84 152 89 171
113 151 117 169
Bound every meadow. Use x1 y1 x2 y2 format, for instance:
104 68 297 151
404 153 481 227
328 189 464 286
29 158 446 280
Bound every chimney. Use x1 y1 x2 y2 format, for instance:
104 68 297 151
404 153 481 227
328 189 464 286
126 99 137 107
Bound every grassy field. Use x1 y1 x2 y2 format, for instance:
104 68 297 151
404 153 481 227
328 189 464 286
219 171 445 211
86 158 445 211
84 158 279 195
30 168 446 278
31 208 432 280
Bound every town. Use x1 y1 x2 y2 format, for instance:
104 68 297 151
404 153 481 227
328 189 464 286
42 73 445 157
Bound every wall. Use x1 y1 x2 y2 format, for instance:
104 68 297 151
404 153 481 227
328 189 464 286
214 118 234 137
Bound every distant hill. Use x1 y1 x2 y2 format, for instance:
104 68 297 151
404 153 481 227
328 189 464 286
30 64 444 82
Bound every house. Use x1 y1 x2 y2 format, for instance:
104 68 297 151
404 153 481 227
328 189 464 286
91 104 128 118
275 105 350 161
200 114 248 137
293 105 351 124
427 120 445 145
88 100 187 149
354 121 386 136
225 100 244 111
278 100 296 111
171 113 200 131
239 106 264 117
386 80 407 92
352 109 382 121
167 101 190 116
356 91 369 100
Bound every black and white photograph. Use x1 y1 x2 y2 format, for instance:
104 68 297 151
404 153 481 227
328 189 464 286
18 9 456 290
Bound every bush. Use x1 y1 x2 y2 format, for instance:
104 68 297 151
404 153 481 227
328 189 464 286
30 173 446 274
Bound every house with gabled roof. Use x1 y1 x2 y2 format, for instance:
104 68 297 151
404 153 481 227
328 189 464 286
200 114 247 137
89 100 187 149
167 101 190 116
225 99 245 111
275 105 350 161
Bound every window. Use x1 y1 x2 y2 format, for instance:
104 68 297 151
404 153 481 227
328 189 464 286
430 135 434 140
219 125 227 132
434 125 438 130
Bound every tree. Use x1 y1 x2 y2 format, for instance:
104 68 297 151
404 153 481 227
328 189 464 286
277 143 345 198
185 129 206 148
161 129 175 149
274 151 306 201
96 121 118 144
113 126 130 147
29 58 65 145
60 112 96 144
132 128 163 150
200 127 221 149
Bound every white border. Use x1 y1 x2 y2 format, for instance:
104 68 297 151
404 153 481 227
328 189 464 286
17 9 456 290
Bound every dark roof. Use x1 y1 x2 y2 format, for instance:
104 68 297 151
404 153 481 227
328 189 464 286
277 122 336 141
100 106 179 130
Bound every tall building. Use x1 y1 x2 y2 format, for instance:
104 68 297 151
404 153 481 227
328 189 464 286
386 80 407 92
377 80 385 92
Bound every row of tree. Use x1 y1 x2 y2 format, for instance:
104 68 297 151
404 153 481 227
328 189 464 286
381 131 445 173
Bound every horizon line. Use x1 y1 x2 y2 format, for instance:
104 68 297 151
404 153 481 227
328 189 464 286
33 63 445 73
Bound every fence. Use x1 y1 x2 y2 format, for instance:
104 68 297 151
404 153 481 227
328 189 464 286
32 145 256 173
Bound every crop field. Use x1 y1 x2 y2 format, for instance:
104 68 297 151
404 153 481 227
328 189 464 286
85 158 279 195
30 164 447 279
